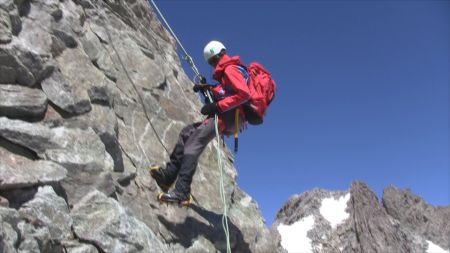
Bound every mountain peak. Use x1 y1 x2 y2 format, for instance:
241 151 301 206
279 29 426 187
273 181 449 253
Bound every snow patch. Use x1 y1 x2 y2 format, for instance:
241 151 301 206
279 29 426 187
277 215 315 253
320 193 350 229
427 240 449 253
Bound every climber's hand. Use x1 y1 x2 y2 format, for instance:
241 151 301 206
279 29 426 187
193 84 207 93
201 103 220 116
193 84 216 93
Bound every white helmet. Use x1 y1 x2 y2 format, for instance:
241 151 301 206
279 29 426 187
203 40 226 62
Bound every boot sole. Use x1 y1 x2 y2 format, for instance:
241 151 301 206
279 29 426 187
157 192 193 207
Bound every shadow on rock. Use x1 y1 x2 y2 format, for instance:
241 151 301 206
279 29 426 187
157 204 251 253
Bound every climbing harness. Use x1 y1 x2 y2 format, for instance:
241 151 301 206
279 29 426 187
148 1 232 252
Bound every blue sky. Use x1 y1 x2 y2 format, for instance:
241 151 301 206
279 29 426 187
153 0 449 224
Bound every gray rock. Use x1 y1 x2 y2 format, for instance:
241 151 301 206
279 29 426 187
273 182 448 253
16 16 52 56
0 1 20 34
349 182 419 253
0 207 20 253
0 84 47 119
0 0 14 11
17 221 64 253
0 47 35 86
52 29 78 48
0 206 21 227
73 0 95 9
9 8 21 35
67 104 124 172
71 190 168 253
87 79 117 106
0 117 60 156
0 220 17 253
0 116 113 169
383 186 450 251
0 117 115 205
63 241 98 253
28 0 61 21
0 195 8 207
80 28 103 62
19 186 73 241
0 146 67 190
13 43 55 83
41 69 92 115
0 8 12 43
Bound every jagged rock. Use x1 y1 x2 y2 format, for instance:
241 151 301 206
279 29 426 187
0 195 8 207
3 1 446 253
71 190 168 253
18 186 73 241
50 45 116 113
0 8 12 43
87 79 117 106
0 84 47 119
80 27 119 82
0 0 20 35
383 186 450 251
29 0 61 21
349 182 420 253
0 207 20 253
80 28 103 61
52 29 78 48
41 69 92 115
12 43 55 83
73 0 95 9
17 13 52 56
229 187 281 253
0 117 115 205
0 117 114 170
63 241 98 253
0 0 14 11
0 47 35 85
0 206 20 227
9 8 21 35
0 220 17 253
0 146 67 190
17 220 64 253
0 117 61 155
67 104 124 172
273 182 449 253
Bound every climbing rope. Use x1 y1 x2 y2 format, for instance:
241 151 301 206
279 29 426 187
147 1 232 252
90 2 171 161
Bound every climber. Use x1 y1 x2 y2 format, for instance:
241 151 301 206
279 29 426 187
150 40 250 206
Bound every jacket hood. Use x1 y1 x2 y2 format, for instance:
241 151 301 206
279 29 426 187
212 54 243 81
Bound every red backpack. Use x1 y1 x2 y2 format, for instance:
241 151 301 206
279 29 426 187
238 62 276 125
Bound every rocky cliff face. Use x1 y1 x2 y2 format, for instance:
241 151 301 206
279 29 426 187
1 1 448 253
273 182 450 253
0 1 278 252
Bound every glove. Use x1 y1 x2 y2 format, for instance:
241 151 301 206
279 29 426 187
193 84 207 93
201 103 220 116
193 84 215 93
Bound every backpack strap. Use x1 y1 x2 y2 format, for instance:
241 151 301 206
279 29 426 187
235 65 249 84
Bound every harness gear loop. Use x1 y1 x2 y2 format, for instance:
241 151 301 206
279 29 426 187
148 1 232 252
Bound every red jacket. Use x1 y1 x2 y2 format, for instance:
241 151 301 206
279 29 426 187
206 54 250 134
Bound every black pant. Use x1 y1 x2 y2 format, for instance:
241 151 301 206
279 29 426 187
164 119 216 196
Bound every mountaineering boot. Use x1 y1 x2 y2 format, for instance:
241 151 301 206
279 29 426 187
149 165 173 193
157 190 193 207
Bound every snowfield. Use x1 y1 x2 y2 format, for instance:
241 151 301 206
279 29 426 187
278 193 351 252
277 215 315 253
